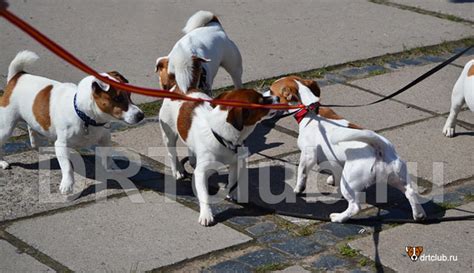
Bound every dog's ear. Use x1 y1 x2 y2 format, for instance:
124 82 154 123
155 56 169 72
227 107 250 131
405 246 411 254
300 79 320 97
192 55 211 63
282 87 293 101
91 77 110 93
107 71 129 83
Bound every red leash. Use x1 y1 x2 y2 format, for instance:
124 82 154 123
0 6 304 110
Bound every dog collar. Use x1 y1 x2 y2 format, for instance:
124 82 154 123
73 93 106 128
294 102 320 124
211 130 241 153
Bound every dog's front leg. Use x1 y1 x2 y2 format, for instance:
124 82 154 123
443 79 464 137
194 162 214 226
295 151 317 194
97 132 114 170
226 162 240 201
55 139 74 194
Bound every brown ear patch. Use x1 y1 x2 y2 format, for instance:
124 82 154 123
93 84 130 119
177 101 202 141
0 72 24 107
270 76 320 103
33 85 53 130
107 71 129 83
156 57 176 90
468 63 474 77
319 107 363 129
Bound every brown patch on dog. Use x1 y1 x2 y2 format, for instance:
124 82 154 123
209 16 220 24
93 78 131 119
319 107 363 129
0 72 24 107
156 57 176 90
215 89 272 130
177 101 202 141
468 63 474 77
33 85 53 130
107 71 129 83
270 76 320 104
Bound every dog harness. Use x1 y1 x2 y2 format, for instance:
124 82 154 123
294 102 320 124
211 130 241 153
73 93 106 131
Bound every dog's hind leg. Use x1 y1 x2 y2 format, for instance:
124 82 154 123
194 160 214 226
0 108 19 169
390 162 426 221
159 120 185 180
330 168 361 222
221 43 243 89
443 77 464 137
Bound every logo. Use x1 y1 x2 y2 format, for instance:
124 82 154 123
405 246 424 261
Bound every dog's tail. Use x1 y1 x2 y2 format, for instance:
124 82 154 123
330 129 395 154
182 10 218 34
8 50 39 82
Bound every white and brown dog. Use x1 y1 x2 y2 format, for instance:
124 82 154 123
0 51 144 193
155 10 243 94
269 76 426 223
159 87 279 226
442 59 474 137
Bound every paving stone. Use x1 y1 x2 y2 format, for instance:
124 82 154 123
350 202 474 272
271 237 323 257
381 117 474 185
236 249 287 267
204 260 252 273
279 215 319 226
246 123 299 162
257 231 292 244
455 182 474 196
312 255 349 270
320 223 366 238
432 191 464 205
352 63 463 114
452 53 474 67
228 216 262 228
7 191 251 271
274 265 311 273
457 109 474 126
274 83 431 133
0 240 54 272
392 0 474 21
310 230 340 246
245 221 277 236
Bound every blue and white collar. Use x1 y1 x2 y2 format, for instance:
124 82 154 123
73 93 106 128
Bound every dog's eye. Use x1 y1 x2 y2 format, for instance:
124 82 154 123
113 95 126 103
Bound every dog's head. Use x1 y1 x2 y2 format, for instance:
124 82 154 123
213 89 280 131
405 246 423 262
268 76 320 105
155 56 176 90
82 71 144 124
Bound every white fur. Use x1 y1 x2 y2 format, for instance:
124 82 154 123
157 10 243 93
442 59 474 137
159 92 278 226
0 51 144 193
289 80 426 223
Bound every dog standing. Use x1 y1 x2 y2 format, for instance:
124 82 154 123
269 76 426 223
442 59 474 137
155 10 243 94
159 88 279 226
0 51 144 193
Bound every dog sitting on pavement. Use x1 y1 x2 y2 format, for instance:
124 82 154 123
268 76 427 223
0 50 144 194
442 59 474 137
155 10 243 95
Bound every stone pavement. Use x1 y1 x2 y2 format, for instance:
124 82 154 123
1 0 474 272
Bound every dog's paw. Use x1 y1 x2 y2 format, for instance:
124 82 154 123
413 211 426 222
59 179 74 194
326 175 335 186
330 213 348 223
0 161 10 170
198 209 215 226
174 170 187 181
442 125 455 138
293 183 306 194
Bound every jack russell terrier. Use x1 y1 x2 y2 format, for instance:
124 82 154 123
155 10 243 94
269 76 426 223
159 85 280 226
443 59 474 137
0 51 144 194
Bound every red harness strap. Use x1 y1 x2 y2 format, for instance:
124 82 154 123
294 102 320 124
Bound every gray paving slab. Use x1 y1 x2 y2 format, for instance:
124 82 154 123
6 191 251 272
1 0 472 104
0 240 54 272
275 265 311 273
453 53 474 66
457 109 474 125
0 149 163 222
352 63 464 114
392 0 474 21
274 83 432 133
350 202 474 272
382 117 474 185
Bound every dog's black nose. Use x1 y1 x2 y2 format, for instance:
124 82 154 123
136 112 145 122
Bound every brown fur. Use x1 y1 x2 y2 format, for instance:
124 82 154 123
93 72 132 119
270 76 320 104
177 101 202 141
215 89 271 130
33 85 53 130
156 57 176 90
0 72 24 107
319 107 363 129
468 63 474 77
